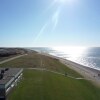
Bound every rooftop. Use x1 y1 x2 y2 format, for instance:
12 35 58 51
0 68 23 85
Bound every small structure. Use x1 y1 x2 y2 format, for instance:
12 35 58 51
0 68 23 100
98 73 100 77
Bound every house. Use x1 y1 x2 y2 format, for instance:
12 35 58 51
0 68 23 100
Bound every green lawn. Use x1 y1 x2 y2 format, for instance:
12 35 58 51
9 69 100 100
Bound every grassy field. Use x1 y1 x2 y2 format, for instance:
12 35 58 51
0 52 100 100
9 69 100 100
0 52 81 77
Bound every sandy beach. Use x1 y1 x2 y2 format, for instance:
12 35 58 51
42 52 100 87
60 58 100 87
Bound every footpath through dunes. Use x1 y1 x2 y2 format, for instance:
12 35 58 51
0 54 27 64
9 69 100 100
0 48 28 61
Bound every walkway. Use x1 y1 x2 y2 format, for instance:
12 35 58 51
27 68 85 80
0 54 27 64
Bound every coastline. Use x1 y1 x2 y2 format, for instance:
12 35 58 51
41 52 100 87
60 58 100 87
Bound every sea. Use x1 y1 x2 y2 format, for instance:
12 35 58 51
31 47 100 71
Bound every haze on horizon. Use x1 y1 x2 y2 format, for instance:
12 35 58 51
0 0 100 47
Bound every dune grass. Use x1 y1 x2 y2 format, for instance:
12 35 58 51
0 52 81 77
9 69 100 100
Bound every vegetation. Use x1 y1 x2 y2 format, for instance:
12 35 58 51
0 48 31 62
0 48 28 60
0 51 100 100
0 52 81 77
9 69 100 100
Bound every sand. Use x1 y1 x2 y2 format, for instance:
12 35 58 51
41 52 100 87
60 58 100 87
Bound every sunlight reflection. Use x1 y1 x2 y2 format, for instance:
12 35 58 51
52 46 87 59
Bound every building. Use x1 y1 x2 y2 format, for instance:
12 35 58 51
0 68 23 100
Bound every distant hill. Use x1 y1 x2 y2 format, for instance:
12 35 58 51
0 48 28 57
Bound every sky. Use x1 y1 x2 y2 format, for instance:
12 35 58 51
0 0 100 47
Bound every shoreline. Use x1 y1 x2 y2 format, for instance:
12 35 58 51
60 58 100 86
41 52 100 87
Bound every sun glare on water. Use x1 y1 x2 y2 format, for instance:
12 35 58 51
52 46 87 58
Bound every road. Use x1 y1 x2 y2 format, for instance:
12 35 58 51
0 54 27 64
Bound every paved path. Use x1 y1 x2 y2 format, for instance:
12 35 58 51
27 68 85 80
0 54 27 64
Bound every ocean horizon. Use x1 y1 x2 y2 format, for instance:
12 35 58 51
31 47 100 71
